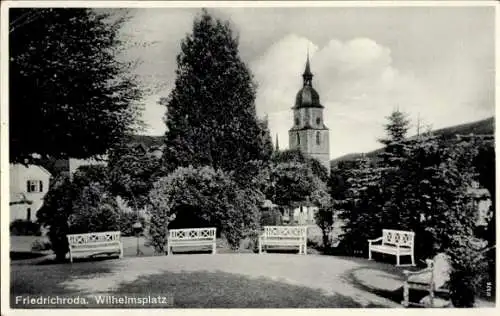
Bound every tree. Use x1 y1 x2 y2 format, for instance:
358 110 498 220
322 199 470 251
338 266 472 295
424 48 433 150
162 9 272 173
315 206 335 249
68 182 120 234
266 161 330 209
472 139 495 298
272 149 328 182
37 175 75 261
37 166 116 261
9 8 143 163
108 142 162 210
336 157 387 255
379 109 411 145
378 110 411 166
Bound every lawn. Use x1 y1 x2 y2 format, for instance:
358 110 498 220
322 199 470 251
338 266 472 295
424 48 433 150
10 254 399 308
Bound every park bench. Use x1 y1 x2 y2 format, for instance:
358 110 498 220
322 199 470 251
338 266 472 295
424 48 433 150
368 229 415 266
402 253 451 307
66 231 123 263
167 227 217 255
258 226 307 255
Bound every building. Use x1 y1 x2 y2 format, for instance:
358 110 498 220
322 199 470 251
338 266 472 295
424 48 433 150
288 54 330 173
9 163 52 223
284 205 317 226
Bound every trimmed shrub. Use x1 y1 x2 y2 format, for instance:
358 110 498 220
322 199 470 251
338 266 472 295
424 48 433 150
149 166 263 252
10 219 41 236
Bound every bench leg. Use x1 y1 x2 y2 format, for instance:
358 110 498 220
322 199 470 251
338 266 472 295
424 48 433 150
411 253 415 266
303 243 307 255
212 242 216 254
428 287 434 308
69 251 73 264
167 245 171 256
258 239 262 254
402 281 409 307
119 243 124 259
368 247 372 260
396 254 400 266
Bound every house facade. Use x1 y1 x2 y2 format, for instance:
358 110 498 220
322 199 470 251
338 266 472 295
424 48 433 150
9 164 52 223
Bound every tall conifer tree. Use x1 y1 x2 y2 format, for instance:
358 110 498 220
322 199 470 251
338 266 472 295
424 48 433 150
162 9 272 172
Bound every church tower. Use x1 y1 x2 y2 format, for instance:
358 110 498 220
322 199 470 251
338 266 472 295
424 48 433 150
288 54 330 173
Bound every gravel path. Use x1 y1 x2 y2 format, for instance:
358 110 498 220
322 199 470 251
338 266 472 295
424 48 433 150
60 254 401 307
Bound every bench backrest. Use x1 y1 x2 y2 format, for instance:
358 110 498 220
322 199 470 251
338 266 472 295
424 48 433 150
382 229 414 248
263 226 307 238
169 227 216 241
67 231 121 246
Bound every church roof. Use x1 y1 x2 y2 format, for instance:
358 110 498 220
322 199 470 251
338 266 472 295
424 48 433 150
294 54 323 109
294 86 322 109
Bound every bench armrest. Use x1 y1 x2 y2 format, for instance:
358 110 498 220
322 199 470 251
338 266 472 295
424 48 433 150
368 237 383 244
403 259 434 278
403 267 432 277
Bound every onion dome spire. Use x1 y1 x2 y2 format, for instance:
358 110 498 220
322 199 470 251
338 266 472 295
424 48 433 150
302 48 313 86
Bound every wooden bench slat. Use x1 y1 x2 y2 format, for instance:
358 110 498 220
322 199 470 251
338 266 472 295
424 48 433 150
168 228 217 255
368 229 415 266
66 231 123 263
259 226 308 255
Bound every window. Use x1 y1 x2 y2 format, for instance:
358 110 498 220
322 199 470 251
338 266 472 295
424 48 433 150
295 117 299 126
26 180 43 193
296 134 300 145
27 208 31 221
316 117 321 125
316 132 321 145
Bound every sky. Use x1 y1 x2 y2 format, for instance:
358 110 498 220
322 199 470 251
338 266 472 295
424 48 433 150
120 6 495 159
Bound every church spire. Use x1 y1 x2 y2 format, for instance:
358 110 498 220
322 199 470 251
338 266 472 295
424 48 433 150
302 49 313 86
275 134 280 151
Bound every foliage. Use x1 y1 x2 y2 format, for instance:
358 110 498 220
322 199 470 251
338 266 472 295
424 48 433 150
37 166 118 260
378 110 411 167
315 206 335 249
162 9 272 173
73 165 111 188
37 175 75 260
336 158 387 255
260 207 282 226
446 236 488 307
337 134 479 260
148 166 263 252
378 110 411 146
108 142 163 209
118 211 147 236
272 149 328 182
68 182 120 234
9 8 143 163
472 140 495 297
10 219 41 236
266 161 330 208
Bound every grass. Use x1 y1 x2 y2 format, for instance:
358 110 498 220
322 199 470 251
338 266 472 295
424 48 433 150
10 260 382 308
11 260 114 308
111 270 382 308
